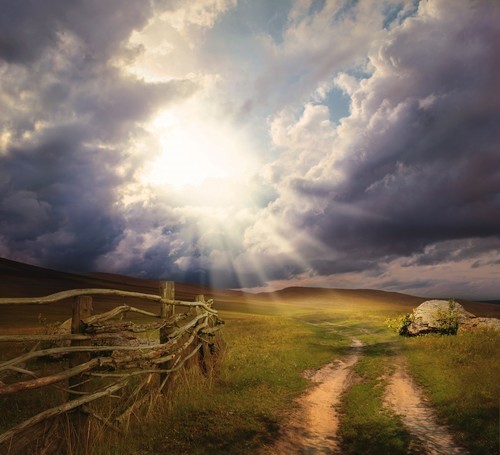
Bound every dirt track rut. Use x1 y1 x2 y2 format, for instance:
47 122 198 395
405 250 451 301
384 361 469 455
269 337 362 454
268 330 469 455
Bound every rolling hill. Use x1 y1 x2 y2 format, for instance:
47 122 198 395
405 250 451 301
0 257 498 329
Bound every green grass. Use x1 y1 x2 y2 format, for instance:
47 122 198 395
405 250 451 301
2 292 498 454
403 329 500 454
337 326 411 455
109 312 351 454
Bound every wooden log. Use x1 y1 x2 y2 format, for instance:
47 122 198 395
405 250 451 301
154 320 209 366
0 333 136 343
88 322 208 379
0 343 164 372
196 295 209 374
0 287 216 316
0 288 163 305
84 320 167 334
200 326 223 335
0 320 207 371
0 380 127 448
159 281 175 390
69 295 93 450
16 318 198 376
168 299 218 314
168 312 207 339
83 305 160 325
69 296 93 391
159 315 208 390
0 359 100 395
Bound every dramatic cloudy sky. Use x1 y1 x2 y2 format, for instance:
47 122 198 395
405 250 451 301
1 0 499 299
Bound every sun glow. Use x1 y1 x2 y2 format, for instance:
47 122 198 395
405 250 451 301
142 106 256 191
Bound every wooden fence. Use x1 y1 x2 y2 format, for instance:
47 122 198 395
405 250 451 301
0 282 224 453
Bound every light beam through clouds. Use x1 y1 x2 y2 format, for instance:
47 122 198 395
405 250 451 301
0 0 499 299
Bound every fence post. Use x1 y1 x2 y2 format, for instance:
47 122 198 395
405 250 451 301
69 295 93 448
195 295 209 375
159 282 175 391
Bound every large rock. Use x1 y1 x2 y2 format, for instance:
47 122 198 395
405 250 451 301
407 300 472 336
407 300 500 336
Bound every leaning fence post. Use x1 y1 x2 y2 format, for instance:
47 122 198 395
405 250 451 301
159 282 175 391
69 295 93 448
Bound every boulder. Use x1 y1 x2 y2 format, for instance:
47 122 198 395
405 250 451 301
407 299 500 336
407 300 471 336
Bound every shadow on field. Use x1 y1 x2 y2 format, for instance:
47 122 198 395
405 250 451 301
147 412 280 455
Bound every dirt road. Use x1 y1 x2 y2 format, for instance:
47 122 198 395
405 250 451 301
384 360 469 455
267 332 468 455
268 337 363 454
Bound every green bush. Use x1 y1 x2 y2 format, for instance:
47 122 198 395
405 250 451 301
386 312 413 336
436 299 460 335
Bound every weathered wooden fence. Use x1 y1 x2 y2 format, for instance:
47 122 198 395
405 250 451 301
0 282 224 453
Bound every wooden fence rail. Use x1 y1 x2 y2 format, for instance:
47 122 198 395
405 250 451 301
0 281 224 454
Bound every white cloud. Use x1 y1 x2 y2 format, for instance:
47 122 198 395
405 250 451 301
241 0 500 296
160 0 237 31
252 0 398 109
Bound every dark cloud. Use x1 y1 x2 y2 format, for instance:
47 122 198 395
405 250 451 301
0 0 155 64
378 278 438 292
310 258 383 275
0 0 197 273
0 125 125 270
250 0 500 285
404 237 500 267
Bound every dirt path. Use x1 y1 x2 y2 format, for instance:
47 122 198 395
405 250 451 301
384 360 469 454
268 337 363 454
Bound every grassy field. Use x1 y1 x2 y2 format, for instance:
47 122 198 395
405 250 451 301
105 312 351 454
403 330 500 454
110 295 499 454
1 259 499 454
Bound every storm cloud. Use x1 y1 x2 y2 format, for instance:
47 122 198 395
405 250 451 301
1 0 499 299
0 0 197 272
245 0 500 296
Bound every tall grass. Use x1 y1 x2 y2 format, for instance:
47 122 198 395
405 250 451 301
403 329 500 454
108 312 350 454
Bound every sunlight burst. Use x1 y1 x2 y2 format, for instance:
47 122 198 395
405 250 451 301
142 106 255 191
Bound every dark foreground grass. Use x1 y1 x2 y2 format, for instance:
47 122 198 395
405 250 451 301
403 329 500 455
337 327 411 455
107 312 350 454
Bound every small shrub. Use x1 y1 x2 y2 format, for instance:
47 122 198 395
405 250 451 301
436 299 460 335
386 312 414 336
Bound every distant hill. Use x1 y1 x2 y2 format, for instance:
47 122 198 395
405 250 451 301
251 286 500 318
1 257 498 327
0 257 223 301
0 257 242 328
259 286 426 305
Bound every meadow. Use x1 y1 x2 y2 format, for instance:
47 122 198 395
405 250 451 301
106 290 499 454
0 259 499 454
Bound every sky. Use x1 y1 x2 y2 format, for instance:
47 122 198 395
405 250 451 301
0 0 499 299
